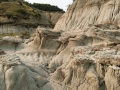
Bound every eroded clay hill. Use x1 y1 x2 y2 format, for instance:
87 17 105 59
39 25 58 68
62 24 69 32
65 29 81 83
0 0 120 90
54 0 120 31
0 2 63 33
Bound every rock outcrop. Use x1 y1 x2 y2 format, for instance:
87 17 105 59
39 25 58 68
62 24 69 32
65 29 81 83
0 2 63 34
54 0 120 31
45 12 63 26
1 0 120 90
0 54 49 90
0 36 23 53
0 12 63 33
0 25 120 90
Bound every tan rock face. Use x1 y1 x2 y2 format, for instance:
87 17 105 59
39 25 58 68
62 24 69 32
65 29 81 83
0 55 49 90
0 26 120 90
45 12 63 25
54 0 120 31
52 45 120 90
1 0 120 90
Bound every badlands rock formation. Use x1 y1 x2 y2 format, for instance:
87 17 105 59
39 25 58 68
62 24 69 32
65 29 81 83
45 12 63 26
0 11 63 34
54 0 120 31
0 2 63 33
0 0 120 90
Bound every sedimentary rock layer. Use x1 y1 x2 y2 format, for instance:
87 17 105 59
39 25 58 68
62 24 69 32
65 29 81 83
1 0 120 90
54 0 120 31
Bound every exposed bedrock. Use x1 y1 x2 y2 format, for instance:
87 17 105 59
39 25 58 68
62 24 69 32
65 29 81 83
54 0 120 31
1 0 120 90
0 54 56 90
51 45 120 90
0 22 120 90
0 25 35 34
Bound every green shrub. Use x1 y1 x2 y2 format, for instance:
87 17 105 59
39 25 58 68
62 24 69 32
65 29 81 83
16 8 27 14
0 33 18 37
18 0 23 5
24 2 64 12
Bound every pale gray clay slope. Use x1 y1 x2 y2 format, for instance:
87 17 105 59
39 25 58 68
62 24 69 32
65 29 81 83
0 0 120 90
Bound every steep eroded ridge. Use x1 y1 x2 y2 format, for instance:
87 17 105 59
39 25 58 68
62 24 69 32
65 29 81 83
0 0 120 90
54 0 120 31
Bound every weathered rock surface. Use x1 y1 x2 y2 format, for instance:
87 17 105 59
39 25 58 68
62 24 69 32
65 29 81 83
0 25 35 34
0 36 23 53
0 2 63 34
0 25 120 90
45 12 63 25
1 0 120 90
0 54 49 90
54 0 120 31
0 11 63 34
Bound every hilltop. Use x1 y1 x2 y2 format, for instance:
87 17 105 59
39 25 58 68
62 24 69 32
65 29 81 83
0 2 42 27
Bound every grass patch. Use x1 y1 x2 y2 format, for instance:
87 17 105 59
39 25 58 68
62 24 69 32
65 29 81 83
15 8 28 14
0 2 41 18
0 31 31 39
0 33 18 37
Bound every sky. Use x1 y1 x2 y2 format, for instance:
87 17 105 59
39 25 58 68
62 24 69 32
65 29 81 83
24 0 73 11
